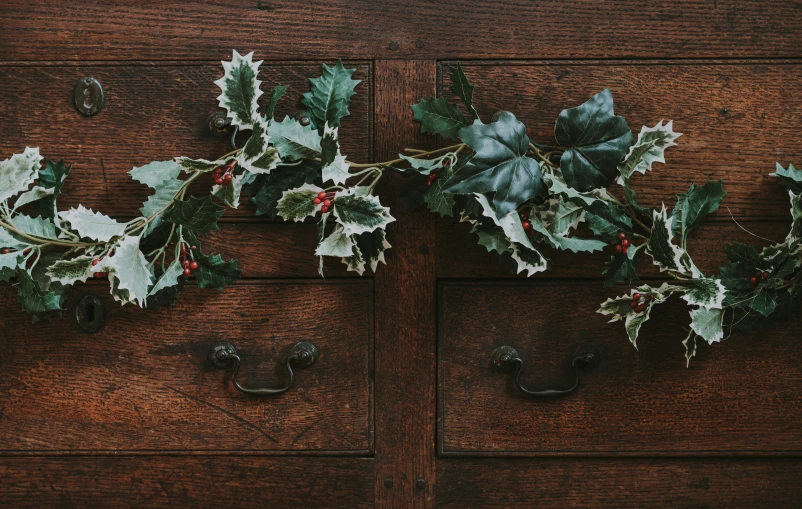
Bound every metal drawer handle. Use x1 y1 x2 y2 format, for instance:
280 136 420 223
208 341 319 396
491 344 601 398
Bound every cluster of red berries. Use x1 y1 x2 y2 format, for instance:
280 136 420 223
212 161 237 187
1 247 32 256
614 232 631 254
180 243 199 277
313 191 337 213
520 210 536 237
426 160 450 187
629 292 655 313
91 249 114 279
749 269 770 287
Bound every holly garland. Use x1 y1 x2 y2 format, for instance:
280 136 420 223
1 51 800 367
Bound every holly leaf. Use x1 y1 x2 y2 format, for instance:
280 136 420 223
0 147 41 203
11 214 57 239
474 193 535 249
603 248 638 287
509 243 548 276
302 60 360 131
682 277 726 310
443 112 542 216
0 226 28 249
138 178 184 235
354 228 391 273
424 175 456 217
164 195 225 233
333 187 395 236
315 226 356 258
543 172 613 206
771 162 802 194
96 234 152 307
17 270 63 322
14 186 54 210
723 243 771 270
214 50 263 129
267 116 322 160
58 205 126 242
411 96 468 140
174 157 224 174
541 199 584 237
0 252 24 282
130 160 181 188
647 204 687 273
276 183 323 222
342 243 366 275
19 158 72 219
683 330 699 368
786 190 802 245
749 289 779 317
265 84 288 120
585 201 633 242
449 63 479 121
236 118 279 174
476 228 512 255
249 162 320 217
671 180 726 241
147 259 184 297
212 173 244 208
690 307 724 344
194 251 241 291
598 283 682 347
617 120 681 183
555 89 633 192
530 214 606 253
320 124 352 185
46 255 96 286
397 154 452 176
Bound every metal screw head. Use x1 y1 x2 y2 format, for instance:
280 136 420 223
208 342 237 368
290 342 319 368
384 478 393 488
73 77 104 116
491 346 520 372
207 112 231 137
416 478 426 490
299 116 311 126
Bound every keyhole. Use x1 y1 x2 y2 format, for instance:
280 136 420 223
82 87 94 110
85 302 95 322
74 294 106 333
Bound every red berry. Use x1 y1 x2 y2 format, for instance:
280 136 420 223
190 261 199 270
321 206 329 213
183 268 192 277
1 248 8 254
181 245 188 254
622 245 629 253
615 244 624 253
426 180 432 187
91 259 100 266
617 232 627 240
636 304 648 313
762 271 770 280
93 272 106 279
215 177 224 186
23 248 31 255
313 197 322 204
648 295 655 301
182 260 190 268
317 191 326 199
749 276 758 287
223 174 233 184
632 293 641 301
323 199 332 207
621 239 630 248
522 221 531 231
630 300 639 310
212 168 222 177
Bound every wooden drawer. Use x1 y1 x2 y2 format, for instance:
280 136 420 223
437 281 802 456
0 280 373 454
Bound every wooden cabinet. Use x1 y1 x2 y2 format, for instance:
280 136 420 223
1 2 802 507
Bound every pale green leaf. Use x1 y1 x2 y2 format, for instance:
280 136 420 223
267 116 322 160
315 226 355 257
214 50 263 129
0 147 41 203
129 160 181 188
11 214 57 239
96 234 152 307
58 205 126 242
690 307 724 344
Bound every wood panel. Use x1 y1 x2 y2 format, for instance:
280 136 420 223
0 62 371 217
0 457 374 508
439 61 802 218
438 281 802 455
0 281 372 453
2 2 801 61
436 458 802 508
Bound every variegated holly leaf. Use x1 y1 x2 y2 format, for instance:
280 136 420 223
540 199 584 237
474 194 534 249
671 180 726 242
786 190 802 245
164 195 225 233
97 234 151 307
555 89 633 192
302 60 360 130
236 117 278 174
17 270 63 322
315 226 355 258
320 124 352 184
58 205 126 242
690 307 724 344
585 201 633 242
682 277 726 310
448 63 479 121
603 247 638 287
130 160 181 188
647 204 688 273
214 50 263 129
530 213 606 253
174 157 224 174
682 330 699 367
148 259 184 297
598 283 683 347
771 162 802 194
411 96 468 140
268 116 322 160
11 214 57 239
342 243 366 275
139 178 184 235
265 84 288 120
333 187 395 236
354 228 391 273
250 162 320 217
276 183 323 222
0 147 41 204
397 154 447 176
617 120 681 183
543 172 613 206
14 186 53 210
212 173 245 208
0 251 24 281
509 243 548 276
46 255 95 286
444 112 542 216
194 251 241 291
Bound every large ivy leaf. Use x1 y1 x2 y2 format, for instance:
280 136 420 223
555 89 633 192
17 270 63 322
236 118 279 174
647 204 687 273
449 63 479 121
302 60 360 130
690 307 724 344
194 251 241 291
46 255 95 286
250 162 320 217
617 120 681 183
671 180 726 241
0 147 41 203
443 112 542 216
682 277 726 310
333 187 395 236
268 116 322 160
214 50 263 129
164 195 225 233
771 162 802 193
97 234 152 307
749 289 779 317
411 96 468 140
58 205 126 242
276 183 323 222
130 160 181 188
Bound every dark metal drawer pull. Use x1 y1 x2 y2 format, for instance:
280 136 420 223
208 341 318 396
491 344 601 398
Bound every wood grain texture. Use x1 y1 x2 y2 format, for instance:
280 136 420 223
2 1 801 61
0 457 374 508
373 60 437 508
440 61 802 218
0 281 372 453
0 63 371 217
438 281 802 455
436 219 790 279
437 458 802 508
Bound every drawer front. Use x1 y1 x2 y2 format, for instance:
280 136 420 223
0 280 373 453
438 281 802 455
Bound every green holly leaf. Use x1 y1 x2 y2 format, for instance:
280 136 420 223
748 289 779 317
0 147 41 203
473 194 535 249
214 50 263 129
95 234 152 307
194 251 241 291
276 183 323 222
249 162 320 217
138 178 184 235
424 175 456 217
671 180 726 241
17 270 63 322
771 162 802 194
443 112 542 216
236 118 279 174
0 251 24 282
723 243 771 270
617 120 681 183
265 84 288 120
333 187 395 235
555 89 633 192
449 63 479 121
682 277 726 310
11 214 57 239
147 258 184 298
164 195 225 233
541 200 584 236
212 173 245 208
647 204 687 273
267 116 322 160
475 228 512 255
130 160 181 188
315 226 355 258
603 248 638 287
46 255 96 286
320 124 352 185
690 307 724 344
530 214 607 253
411 96 468 140
58 205 126 242
302 60 360 131
585 201 633 242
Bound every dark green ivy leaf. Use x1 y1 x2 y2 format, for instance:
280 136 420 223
249 162 320 218
410 96 468 140
424 175 456 217
17 270 63 323
302 60 361 131
723 243 772 270
671 180 726 240
194 251 242 291
443 112 543 216
555 89 633 192
265 84 288 120
449 63 479 121
164 195 225 233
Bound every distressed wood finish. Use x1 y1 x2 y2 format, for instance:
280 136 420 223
438 281 802 455
439 61 802 218
0 457 374 508
2 1 801 61
0 63 371 218
0 281 372 453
